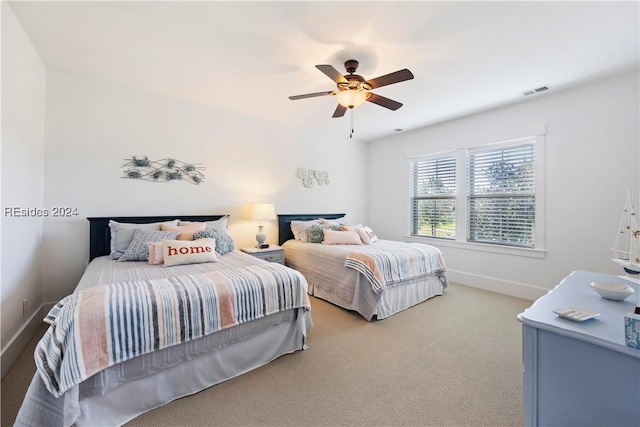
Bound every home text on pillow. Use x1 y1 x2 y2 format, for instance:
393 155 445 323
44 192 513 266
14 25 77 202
162 238 218 267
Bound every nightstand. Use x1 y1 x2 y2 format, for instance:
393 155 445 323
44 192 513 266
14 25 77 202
240 245 285 264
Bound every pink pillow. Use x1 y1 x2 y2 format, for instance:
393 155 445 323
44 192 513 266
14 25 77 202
160 222 206 240
147 242 164 265
322 229 362 245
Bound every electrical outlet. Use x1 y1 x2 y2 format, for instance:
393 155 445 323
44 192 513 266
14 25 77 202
23 298 28 316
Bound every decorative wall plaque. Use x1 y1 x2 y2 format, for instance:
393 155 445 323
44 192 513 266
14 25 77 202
122 156 205 185
297 168 329 188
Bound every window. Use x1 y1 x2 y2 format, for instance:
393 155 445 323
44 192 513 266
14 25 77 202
410 154 457 238
467 142 536 248
409 135 543 251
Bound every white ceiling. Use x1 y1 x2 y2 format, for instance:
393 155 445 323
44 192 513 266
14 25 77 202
8 1 640 141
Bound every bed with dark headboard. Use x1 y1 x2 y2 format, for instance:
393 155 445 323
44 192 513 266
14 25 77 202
278 213 448 321
277 213 345 245
88 215 225 260
17 214 312 427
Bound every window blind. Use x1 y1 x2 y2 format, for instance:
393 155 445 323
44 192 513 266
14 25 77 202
467 142 535 247
410 155 456 238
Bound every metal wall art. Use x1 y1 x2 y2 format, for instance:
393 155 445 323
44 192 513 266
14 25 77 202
297 168 329 188
122 156 206 185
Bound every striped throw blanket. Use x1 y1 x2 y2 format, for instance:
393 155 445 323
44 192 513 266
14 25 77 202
345 244 446 294
36 263 310 398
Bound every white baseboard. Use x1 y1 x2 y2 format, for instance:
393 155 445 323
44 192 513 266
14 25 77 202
1 304 47 379
446 269 549 301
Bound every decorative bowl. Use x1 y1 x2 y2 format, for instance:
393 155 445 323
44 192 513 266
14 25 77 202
590 281 635 301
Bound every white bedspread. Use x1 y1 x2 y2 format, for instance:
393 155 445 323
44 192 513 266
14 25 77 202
283 239 448 320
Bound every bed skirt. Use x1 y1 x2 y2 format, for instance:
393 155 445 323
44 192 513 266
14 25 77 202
311 273 447 320
16 308 311 427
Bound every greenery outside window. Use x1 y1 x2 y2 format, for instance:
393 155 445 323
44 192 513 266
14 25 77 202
409 134 543 252
467 141 536 248
410 155 457 238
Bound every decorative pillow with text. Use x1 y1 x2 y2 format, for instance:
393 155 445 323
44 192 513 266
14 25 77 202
357 226 378 244
162 238 218 267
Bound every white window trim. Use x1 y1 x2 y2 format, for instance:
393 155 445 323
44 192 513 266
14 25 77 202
408 150 458 240
406 132 545 259
403 234 546 258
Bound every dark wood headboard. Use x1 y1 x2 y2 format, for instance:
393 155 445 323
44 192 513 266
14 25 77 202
277 213 346 246
87 215 226 261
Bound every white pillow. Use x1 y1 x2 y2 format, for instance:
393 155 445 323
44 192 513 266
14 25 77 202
322 229 363 245
162 238 218 267
178 215 229 231
290 219 321 243
357 226 378 244
340 224 363 232
319 216 348 226
109 220 179 259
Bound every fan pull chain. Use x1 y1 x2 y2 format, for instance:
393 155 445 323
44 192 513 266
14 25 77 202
350 109 355 139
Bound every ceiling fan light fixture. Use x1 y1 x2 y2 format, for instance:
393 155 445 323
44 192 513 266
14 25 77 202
336 89 368 109
288 59 413 118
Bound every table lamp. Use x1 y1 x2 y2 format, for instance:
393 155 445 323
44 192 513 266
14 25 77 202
251 203 276 248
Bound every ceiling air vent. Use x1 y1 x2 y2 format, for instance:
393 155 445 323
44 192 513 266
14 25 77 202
523 85 550 96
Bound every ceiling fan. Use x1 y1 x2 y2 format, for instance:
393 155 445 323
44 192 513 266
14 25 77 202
289 59 414 118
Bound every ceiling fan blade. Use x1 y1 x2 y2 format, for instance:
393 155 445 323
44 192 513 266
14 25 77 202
316 65 348 84
332 104 347 118
288 91 334 100
366 93 403 111
366 69 414 89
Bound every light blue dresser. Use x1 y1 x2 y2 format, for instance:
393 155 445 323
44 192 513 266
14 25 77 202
517 270 640 426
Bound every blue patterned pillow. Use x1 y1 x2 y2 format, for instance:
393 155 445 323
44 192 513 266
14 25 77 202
118 229 180 262
306 224 340 243
192 228 235 255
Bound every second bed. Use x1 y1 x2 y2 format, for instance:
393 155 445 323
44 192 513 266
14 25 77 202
278 214 448 320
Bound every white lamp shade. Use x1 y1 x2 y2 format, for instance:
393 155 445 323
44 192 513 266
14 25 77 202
336 89 367 108
251 203 276 221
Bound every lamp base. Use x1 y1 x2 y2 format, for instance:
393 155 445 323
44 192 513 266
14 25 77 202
255 225 266 248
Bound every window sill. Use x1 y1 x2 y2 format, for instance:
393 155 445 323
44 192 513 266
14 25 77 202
404 235 546 259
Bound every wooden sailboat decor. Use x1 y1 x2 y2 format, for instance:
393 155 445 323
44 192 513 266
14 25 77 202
612 188 640 274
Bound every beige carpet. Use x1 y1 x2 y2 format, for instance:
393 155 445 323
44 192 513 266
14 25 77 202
1 283 531 427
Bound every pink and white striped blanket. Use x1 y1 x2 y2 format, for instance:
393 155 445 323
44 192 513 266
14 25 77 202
36 263 310 397
345 243 446 294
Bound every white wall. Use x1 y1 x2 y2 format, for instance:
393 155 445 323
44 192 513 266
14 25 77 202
42 69 369 303
368 72 640 298
1 2 47 377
